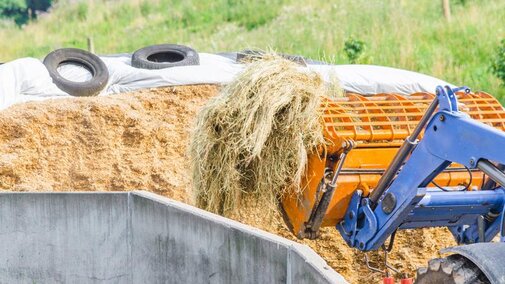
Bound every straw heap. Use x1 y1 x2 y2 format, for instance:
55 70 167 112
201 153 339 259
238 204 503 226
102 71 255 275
190 54 341 215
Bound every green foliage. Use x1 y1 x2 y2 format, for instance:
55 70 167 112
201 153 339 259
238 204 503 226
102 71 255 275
0 0 27 25
453 0 470 6
491 39 505 85
0 0 26 12
26 0 52 12
225 0 285 30
139 1 152 18
0 0 26 13
76 2 87 21
0 0 52 25
343 37 365 64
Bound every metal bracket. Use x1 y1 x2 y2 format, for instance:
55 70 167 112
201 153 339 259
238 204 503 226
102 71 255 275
436 85 470 112
304 140 355 239
337 190 362 247
337 191 380 250
356 198 378 250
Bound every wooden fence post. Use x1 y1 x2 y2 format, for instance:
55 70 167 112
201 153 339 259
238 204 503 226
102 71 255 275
442 0 451 21
87 37 95 53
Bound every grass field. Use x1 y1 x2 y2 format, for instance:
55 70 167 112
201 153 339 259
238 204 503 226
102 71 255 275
1 0 504 99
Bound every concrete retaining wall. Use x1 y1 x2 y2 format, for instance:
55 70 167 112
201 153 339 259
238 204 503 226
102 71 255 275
0 191 347 283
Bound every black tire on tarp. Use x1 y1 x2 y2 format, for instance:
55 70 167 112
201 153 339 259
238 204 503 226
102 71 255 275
131 44 199 70
43 48 109 97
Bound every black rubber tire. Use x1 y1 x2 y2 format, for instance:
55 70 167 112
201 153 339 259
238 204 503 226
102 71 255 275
131 44 199 69
415 255 490 284
43 48 109 97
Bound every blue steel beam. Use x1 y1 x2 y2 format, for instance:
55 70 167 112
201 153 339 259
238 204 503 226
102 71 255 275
401 189 505 230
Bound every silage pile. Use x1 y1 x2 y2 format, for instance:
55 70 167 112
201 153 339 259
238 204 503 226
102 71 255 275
0 73 455 283
0 85 217 199
190 55 339 215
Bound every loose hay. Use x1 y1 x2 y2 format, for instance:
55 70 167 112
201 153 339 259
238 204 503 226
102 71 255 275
190 54 341 215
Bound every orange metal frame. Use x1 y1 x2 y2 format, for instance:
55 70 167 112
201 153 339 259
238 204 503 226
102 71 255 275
281 91 505 238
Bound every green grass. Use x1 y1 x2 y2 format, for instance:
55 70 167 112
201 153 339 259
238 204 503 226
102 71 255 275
1 0 505 100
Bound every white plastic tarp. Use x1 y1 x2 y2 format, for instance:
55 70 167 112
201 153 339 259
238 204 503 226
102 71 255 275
0 52 453 110
311 64 454 95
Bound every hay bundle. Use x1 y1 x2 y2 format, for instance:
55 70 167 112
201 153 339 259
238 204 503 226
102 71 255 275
190 54 341 215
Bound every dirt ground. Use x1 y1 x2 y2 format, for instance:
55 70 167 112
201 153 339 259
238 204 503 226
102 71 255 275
0 85 455 283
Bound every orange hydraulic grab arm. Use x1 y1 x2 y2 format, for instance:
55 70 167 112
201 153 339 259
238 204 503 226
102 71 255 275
280 91 505 239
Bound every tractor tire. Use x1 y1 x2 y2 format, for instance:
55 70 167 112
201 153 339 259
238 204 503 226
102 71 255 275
43 48 109 97
415 255 490 284
131 44 199 70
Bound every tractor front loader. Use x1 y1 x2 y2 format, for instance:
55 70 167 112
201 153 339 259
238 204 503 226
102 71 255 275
281 86 505 283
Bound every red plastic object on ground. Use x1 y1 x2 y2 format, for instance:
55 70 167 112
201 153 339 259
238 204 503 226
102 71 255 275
400 278 413 284
383 277 395 284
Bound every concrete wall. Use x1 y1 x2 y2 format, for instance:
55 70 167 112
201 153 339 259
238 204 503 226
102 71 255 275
0 191 347 284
